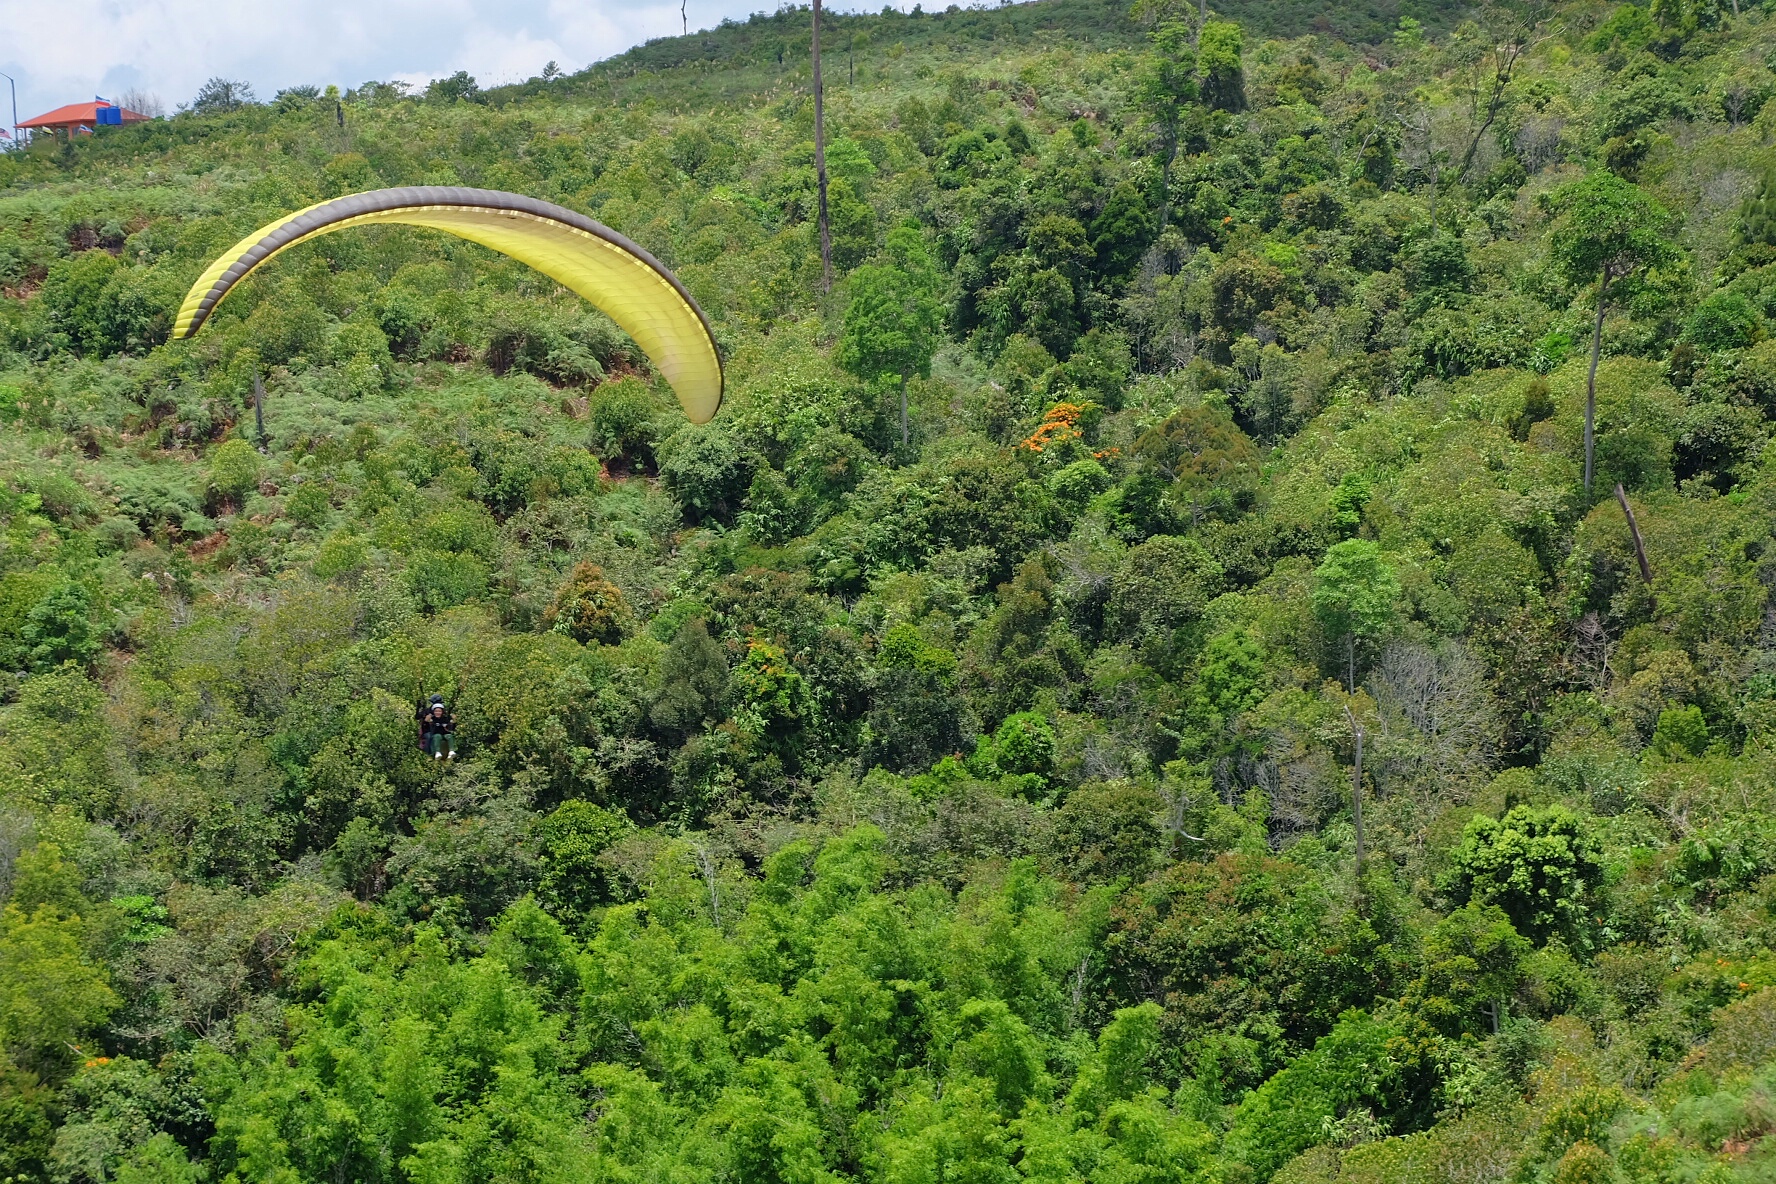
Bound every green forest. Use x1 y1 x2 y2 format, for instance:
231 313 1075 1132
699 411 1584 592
11 0 1776 1178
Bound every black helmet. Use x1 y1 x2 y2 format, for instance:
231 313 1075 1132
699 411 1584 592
431 694 445 705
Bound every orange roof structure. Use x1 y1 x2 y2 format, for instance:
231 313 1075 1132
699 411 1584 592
20 102 149 132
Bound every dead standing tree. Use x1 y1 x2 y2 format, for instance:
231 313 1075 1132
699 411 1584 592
812 0 833 291
1616 483 1655 591
1367 639 1499 800
1452 3 1557 183
1572 612 1614 690
1394 103 1451 231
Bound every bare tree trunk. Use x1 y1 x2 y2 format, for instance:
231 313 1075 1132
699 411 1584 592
1458 75 1506 181
1615 482 1655 595
693 845 720 928
1160 780 1207 859
1352 730 1364 874
1585 270 1611 493
899 373 909 447
1069 956 1089 1028
1344 704 1366 886
253 372 266 450
812 0 832 292
1156 129 1177 234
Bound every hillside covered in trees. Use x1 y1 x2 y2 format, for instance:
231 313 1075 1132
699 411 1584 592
11 0 1776 1179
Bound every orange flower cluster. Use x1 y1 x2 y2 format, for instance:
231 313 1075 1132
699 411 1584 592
1020 402 1087 453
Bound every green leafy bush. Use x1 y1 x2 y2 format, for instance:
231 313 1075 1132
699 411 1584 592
1440 806 1605 948
207 439 262 506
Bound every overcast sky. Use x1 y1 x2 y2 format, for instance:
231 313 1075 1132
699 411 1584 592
0 0 885 123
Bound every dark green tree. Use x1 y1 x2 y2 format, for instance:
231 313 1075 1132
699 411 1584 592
40 253 123 357
189 77 256 113
1400 904 1532 1037
651 619 731 739
1091 182 1156 281
1731 172 1776 270
1683 291 1762 351
865 624 964 772
1108 535 1225 644
426 70 481 103
1134 22 1198 233
659 424 752 523
1129 403 1261 526
1053 782 1163 883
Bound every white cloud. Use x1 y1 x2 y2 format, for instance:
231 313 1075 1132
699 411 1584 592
0 0 899 124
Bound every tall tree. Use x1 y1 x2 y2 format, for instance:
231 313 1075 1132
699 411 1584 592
813 0 833 291
1133 22 1197 234
1196 20 1245 113
1311 539 1400 692
837 227 943 447
1545 173 1678 492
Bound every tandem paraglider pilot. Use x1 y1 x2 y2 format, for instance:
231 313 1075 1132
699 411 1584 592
417 695 457 760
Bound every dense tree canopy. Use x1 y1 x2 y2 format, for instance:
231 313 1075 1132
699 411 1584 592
9 0 1776 1180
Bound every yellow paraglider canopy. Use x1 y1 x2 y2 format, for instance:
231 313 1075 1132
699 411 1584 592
174 186 724 423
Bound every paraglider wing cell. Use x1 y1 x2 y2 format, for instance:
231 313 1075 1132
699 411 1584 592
174 186 723 423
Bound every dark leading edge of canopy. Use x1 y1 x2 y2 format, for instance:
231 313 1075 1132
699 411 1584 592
181 187 720 358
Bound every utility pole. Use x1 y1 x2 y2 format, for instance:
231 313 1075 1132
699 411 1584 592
1343 702 1366 894
812 0 832 291
0 72 17 149
1584 272 1608 493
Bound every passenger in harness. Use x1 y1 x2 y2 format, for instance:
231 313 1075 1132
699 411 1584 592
417 694 457 760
